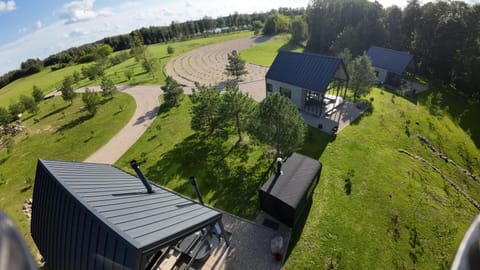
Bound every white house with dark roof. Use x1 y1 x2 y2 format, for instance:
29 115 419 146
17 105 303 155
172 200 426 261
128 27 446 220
265 51 349 117
366 46 414 87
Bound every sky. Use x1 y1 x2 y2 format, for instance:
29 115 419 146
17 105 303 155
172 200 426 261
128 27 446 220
0 0 414 76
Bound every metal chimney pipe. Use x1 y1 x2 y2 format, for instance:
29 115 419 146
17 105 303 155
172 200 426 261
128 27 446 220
189 176 204 205
130 160 154 194
276 157 283 176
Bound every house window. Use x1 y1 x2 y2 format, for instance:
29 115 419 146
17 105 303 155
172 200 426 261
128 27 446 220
279 87 291 99
266 83 273 93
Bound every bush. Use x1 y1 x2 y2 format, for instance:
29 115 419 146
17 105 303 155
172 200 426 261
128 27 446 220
167 45 175 55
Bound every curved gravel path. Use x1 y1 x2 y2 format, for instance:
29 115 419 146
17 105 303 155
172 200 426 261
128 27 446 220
80 36 272 164
165 36 272 101
82 85 163 164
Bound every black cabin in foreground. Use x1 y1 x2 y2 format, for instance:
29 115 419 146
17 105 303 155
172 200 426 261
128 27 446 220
31 159 222 270
259 153 322 227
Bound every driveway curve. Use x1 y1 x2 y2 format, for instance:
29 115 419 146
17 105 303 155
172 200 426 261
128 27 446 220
82 36 271 164
82 85 163 164
165 36 271 101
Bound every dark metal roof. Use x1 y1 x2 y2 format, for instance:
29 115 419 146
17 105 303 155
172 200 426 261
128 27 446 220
38 159 222 251
366 46 413 74
265 51 347 92
260 153 321 208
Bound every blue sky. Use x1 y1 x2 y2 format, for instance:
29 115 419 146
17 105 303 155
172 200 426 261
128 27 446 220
0 0 411 76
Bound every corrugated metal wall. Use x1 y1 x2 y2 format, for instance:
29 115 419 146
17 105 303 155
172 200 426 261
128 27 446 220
31 161 139 270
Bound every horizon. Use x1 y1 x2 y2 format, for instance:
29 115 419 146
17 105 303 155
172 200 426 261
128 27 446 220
0 0 444 76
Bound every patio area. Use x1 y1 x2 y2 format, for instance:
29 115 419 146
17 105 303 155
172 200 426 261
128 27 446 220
301 101 364 134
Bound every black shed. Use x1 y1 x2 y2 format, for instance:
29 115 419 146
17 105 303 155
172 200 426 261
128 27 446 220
259 153 322 227
31 159 223 270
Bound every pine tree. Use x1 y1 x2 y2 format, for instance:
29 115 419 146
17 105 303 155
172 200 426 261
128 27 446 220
225 50 248 81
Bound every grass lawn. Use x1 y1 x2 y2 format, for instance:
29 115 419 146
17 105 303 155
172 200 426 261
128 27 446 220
116 96 271 219
239 34 304 66
286 88 480 269
416 85 480 148
0 64 89 107
116 88 480 269
0 92 135 258
0 31 253 108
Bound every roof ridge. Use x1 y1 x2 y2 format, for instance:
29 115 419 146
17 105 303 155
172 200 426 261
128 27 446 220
369 46 412 56
278 50 341 61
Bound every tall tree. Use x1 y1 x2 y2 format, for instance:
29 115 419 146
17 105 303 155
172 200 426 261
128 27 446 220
249 92 306 156
60 75 76 105
225 50 248 81
348 54 376 102
290 16 308 42
20 95 39 115
402 0 422 50
0 107 11 126
32 85 44 103
82 88 101 115
163 76 184 107
221 82 255 142
383 6 404 50
263 12 290 35
100 77 117 98
190 83 224 135
131 31 157 79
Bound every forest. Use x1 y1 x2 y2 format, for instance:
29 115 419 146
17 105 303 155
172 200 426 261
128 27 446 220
306 0 479 100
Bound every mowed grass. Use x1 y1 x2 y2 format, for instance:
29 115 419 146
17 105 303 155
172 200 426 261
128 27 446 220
0 64 89 107
286 89 480 269
239 34 304 66
0 93 135 257
116 96 272 219
114 88 480 268
0 31 253 107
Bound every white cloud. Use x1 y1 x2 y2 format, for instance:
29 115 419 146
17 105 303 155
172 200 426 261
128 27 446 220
0 0 15 12
36 20 42 29
0 0 309 75
58 0 110 24
18 27 27 33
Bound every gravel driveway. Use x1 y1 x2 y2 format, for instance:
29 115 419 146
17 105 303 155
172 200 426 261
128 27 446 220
165 36 271 101
83 85 163 164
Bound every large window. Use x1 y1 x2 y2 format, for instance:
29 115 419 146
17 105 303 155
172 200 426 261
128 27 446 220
266 83 273 93
279 87 291 99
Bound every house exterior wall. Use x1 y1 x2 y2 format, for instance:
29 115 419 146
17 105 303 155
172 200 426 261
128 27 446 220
373 67 388 83
266 78 306 109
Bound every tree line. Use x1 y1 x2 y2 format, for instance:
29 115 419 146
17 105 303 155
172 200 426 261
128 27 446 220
305 0 479 99
0 8 304 90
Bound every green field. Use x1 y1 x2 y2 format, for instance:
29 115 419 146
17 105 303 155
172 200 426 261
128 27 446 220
115 88 480 269
239 34 304 66
0 93 135 258
0 31 253 107
286 89 479 269
116 97 271 219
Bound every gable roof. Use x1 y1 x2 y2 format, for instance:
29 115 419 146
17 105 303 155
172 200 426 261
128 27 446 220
34 159 221 251
366 46 413 74
266 51 347 92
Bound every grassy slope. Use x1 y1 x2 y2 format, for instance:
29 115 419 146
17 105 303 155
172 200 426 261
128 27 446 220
239 36 480 268
417 86 480 149
0 31 253 107
0 93 135 256
287 89 479 269
239 34 304 66
0 64 89 107
114 92 480 268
